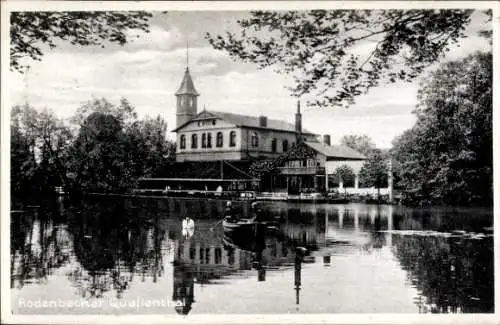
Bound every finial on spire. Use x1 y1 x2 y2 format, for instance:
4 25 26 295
186 40 189 69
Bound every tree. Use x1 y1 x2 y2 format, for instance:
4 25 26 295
11 106 37 195
70 97 138 129
206 9 489 107
333 164 355 193
10 104 72 195
124 115 176 178
35 109 73 190
391 52 492 205
67 98 176 193
340 134 375 156
359 149 388 196
10 11 157 72
340 134 390 190
68 112 130 193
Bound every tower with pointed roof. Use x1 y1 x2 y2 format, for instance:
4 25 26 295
176 45 199 129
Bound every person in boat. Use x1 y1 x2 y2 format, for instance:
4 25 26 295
224 201 238 222
251 201 263 221
215 185 223 197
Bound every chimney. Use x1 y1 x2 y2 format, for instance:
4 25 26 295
323 134 331 146
259 115 268 127
295 100 302 137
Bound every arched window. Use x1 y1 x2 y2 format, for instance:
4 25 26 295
216 132 223 147
202 133 207 148
271 138 277 152
191 134 198 149
282 139 289 152
180 135 186 149
207 132 212 148
251 132 259 147
230 131 236 147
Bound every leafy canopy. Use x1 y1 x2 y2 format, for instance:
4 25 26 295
10 11 155 72
207 9 479 108
391 52 492 205
340 134 375 156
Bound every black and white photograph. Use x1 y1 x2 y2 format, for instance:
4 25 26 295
1 1 498 323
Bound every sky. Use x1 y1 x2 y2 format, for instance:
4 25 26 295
9 10 492 148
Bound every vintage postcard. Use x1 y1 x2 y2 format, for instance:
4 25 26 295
1 1 498 324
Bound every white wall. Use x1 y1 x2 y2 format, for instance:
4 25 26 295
325 160 365 175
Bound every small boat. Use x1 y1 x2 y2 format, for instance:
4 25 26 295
222 217 259 236
223 219 272 252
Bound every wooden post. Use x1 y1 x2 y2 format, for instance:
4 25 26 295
387 160 393 203
325 170 329 192
220 160 224 179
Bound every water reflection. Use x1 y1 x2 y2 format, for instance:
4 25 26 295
10 197 493 314
392 233 493 313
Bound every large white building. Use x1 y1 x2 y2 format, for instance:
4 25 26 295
168 64 368 193
171 67 317 162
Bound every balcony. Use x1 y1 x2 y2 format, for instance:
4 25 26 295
278 166 325 175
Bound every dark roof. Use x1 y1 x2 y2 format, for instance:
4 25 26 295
146 160 256 181
173 110 315 134
304 141 366 160
175 68 199 96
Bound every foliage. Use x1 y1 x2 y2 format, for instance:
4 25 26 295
206 9 483 107
340 134 375 156
11 106 37 194
67 100 176 193
11 98 176 196
477 9 493 45
332 164 355 186
340 134 389 188
70 97 138 129
124 115 176 178
67 99 176 192
248 141 315 176
68 113 129 192
10 11 155 72
359 148 388 190
391 52 492 205
11 104 72 195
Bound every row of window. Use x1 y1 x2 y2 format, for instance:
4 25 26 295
197 119 217 127
251 132 292 153
286 159 320 168
180 131 237 149
179 131 293 152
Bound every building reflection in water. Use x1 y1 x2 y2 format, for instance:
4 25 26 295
10 197 493 314
170 227 249 315
172 261 195 315
294 251 302 308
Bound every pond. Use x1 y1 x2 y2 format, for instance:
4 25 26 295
10 196 493 314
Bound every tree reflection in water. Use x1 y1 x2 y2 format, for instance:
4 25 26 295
66 198 167 299
11 204 72 289
10 197 493 314
392 234 493 313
